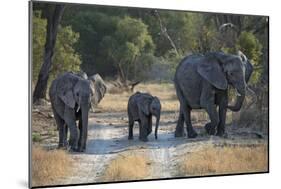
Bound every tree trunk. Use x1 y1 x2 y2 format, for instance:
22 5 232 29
33 5 65 103
116 62 127 86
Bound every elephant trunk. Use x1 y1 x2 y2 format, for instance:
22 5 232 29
227 94 245 112
80 103 89 151
227 84 246 112
155 116 160 139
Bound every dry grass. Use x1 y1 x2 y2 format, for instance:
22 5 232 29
178 144 268 176
102 153 151 181
32 146 73 187
99 83 179 112
99 92 131 112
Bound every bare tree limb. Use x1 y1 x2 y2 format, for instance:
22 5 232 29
152 10 179 55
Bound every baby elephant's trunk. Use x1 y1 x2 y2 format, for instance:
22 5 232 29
155 116 160 139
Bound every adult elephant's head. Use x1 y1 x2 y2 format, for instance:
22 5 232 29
88 74 107 108
197 51 253 112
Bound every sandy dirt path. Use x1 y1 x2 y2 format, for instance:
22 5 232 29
57 111 266 185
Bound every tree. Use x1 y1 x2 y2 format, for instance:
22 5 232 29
33 4 65 103
32 10 81 85
100 16 155 84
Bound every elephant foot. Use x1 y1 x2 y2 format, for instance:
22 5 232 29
69 146 85 153
175 131 185 137
57 142 68 150
139 137 148 142
68 147 78 152
205 123 216 135
57 145 67 150
128 135 133 140
175 124 185 138
187 128 198 138
216 131 228 138
76 147 86 152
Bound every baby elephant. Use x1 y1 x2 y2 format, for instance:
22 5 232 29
127 92 161 142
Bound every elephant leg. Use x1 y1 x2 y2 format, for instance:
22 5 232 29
80 120 88 151
175 84 195 138
216 93 228 136
64 124 68 147
147 115 152 136
78 117 82 149
182 105 197 138
53 111 66 148
128 117 134 140
139 118 148 142
175 107 185 137
64 108 78 151
204 104 219 135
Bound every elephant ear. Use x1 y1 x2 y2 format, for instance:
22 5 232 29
57 74 77 109
60 90 76 108
89 74 107 105
197 54 228 90
137 96 152 116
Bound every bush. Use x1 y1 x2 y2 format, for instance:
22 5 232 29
32 133 42 142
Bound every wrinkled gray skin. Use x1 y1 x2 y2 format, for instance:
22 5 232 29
174 51 253 138
128 92 161 142
49 72 107 152
72 72 107 107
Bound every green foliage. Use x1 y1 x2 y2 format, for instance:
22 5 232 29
32 11 47 82
101 16 155 80
33 5 268 86
66 11 119 75
237 31 263 84
32 132 42 142
237 31 262 64
32 11 81 84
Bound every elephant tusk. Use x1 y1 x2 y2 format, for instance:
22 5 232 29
235 88 242 97
90 105 94 113
76 106 80 113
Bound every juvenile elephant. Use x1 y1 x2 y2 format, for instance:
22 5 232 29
174 51 254 138
49 72 92 152
49 72 107 152
127 92 161 142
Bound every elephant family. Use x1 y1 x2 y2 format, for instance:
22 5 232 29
174 51 253 138
127 92 161 142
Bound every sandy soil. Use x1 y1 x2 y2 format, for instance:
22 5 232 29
47 110 267 185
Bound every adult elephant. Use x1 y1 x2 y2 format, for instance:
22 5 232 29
128 92 161 141
49 72 107 152
174 51 253 138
